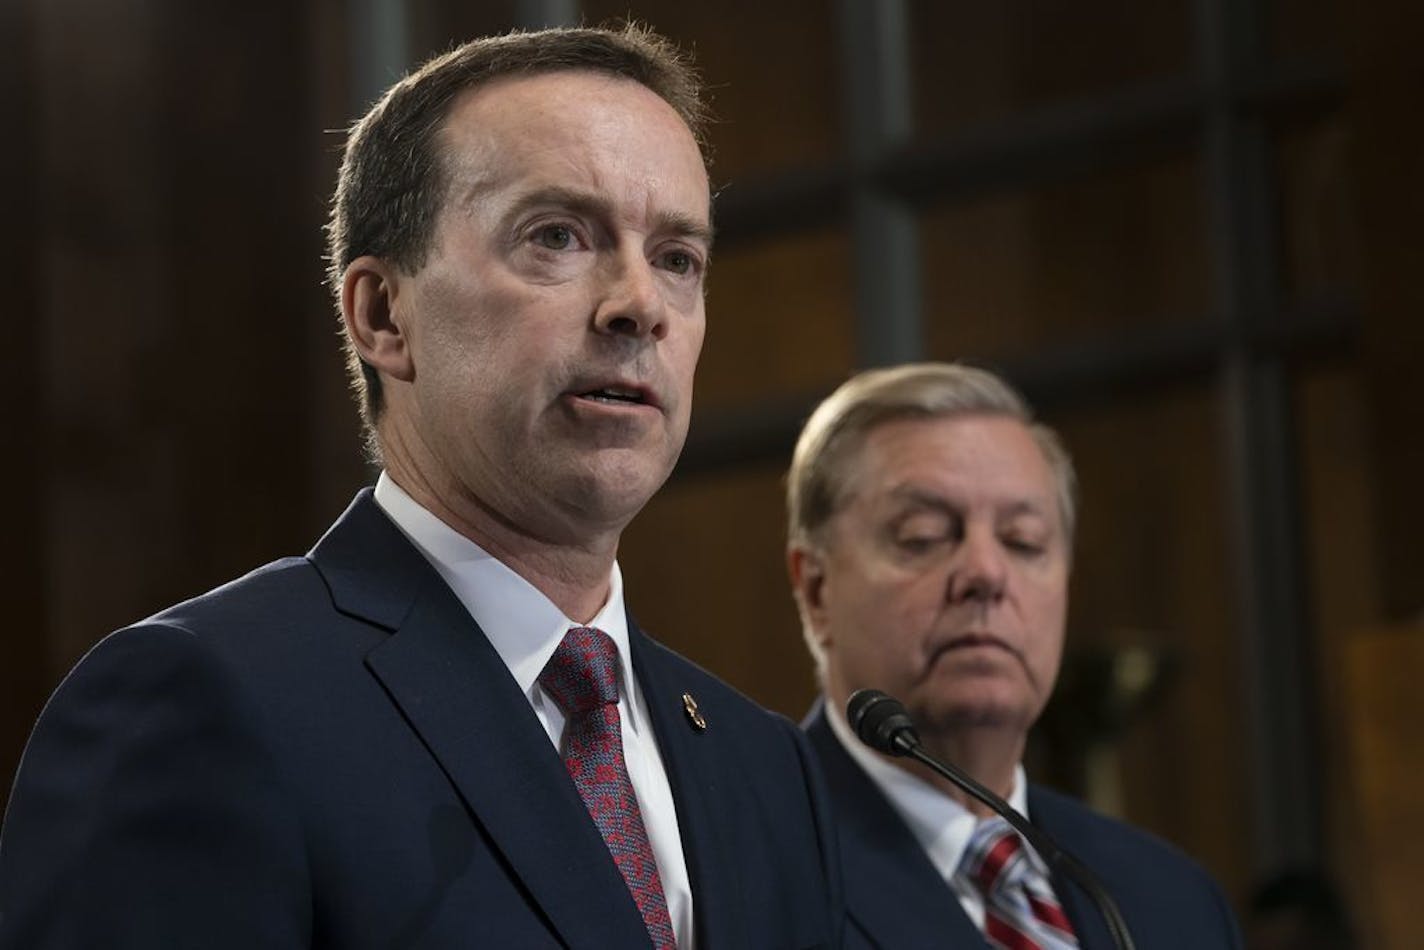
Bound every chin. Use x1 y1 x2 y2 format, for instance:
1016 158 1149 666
554 468 662 531
600 449 677 497
918 693 1032 733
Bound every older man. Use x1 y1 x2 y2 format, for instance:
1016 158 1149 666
787 362 1240 949
0 25 840 949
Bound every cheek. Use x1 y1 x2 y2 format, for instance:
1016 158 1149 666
417 278 499 359
847 572 936 646
674 313 705 377
1025 585 1069 674
894 568 951 620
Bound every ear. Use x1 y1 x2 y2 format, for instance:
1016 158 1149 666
341 255 415 383
788 544 832 651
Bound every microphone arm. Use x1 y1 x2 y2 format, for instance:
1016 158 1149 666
846 689 1137 950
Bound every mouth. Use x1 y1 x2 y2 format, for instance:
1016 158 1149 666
934 632 1017 659
569 379 660 411
579 386 645 404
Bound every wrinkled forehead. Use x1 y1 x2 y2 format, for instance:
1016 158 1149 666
436 70 709 205
836 413 1057 510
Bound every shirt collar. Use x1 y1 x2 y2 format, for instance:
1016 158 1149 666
826 697 1034 880
372 472 640 724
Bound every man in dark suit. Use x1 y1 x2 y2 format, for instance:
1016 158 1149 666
0 25 840 949
785 363 1241 949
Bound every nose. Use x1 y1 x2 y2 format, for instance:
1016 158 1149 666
947 527 1008 604
593 247 668 341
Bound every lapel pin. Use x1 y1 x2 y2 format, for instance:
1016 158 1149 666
681 692 707 731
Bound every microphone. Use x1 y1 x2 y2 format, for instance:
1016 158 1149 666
846 689 1137 950
845 688 920 755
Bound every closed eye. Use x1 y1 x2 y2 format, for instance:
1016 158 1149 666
895 535 942 555
1003 537 1046 557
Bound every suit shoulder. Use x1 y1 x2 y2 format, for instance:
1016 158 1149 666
143 556 327 629
94 554 378 698
1030 783 1231 895
1031 785 1243 945
635 633 802 735
631 631 824 786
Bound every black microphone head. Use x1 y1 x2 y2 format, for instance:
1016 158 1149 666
846 689 920 756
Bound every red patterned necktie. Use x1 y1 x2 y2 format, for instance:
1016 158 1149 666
957 817 1079 950
538 626 677 949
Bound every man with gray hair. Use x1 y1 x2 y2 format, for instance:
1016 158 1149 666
787 362 1241 948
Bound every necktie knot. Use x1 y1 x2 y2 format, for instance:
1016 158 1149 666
960 817 1028 896
539 626 620 718
957 816 1080 949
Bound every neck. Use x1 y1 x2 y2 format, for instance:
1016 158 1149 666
383 459 619 624
899 725 1026 818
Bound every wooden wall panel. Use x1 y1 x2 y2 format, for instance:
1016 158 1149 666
35 0 183 672
581 0 842 184
1342 1 1424 622
921 154 1208 363
7 1 361 814
1297 361 1384 935
1 0 47 808
620 462 817 717
1339 626 1424 949
1049 383 1250 895
696 229 857 414
909 0 1194 139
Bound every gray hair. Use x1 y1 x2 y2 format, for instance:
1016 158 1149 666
786 363 1078 674
787 362 1077 549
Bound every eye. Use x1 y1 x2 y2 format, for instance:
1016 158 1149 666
890 511 956 554
531 223 579 251
895 535 939 555
656 247 702 277
1003 535 1046 557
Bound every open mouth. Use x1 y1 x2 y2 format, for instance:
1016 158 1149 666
577 386 649 407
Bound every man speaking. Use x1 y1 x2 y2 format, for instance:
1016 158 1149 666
0 25 840 949
786 362 1240 948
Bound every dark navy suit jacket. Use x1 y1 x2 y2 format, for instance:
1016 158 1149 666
0 491 842 949
805 704 1241 949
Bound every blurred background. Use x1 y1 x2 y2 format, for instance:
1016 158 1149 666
3 0 1420 946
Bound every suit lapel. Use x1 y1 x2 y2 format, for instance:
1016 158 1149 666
628 626 743 949
805 708 984 949
803 691 1123 950
310 492 651 950
1028 786 1115 950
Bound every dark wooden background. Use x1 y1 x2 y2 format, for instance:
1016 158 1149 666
4 0 1419 943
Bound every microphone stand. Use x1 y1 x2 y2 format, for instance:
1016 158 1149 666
849 689 1137 950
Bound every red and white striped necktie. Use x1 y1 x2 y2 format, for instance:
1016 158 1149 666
957 817 1079 950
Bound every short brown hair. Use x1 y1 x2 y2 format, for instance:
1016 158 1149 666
325 23 709 440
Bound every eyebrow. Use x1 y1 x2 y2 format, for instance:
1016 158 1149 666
886 486 955 514
496 184 715 249
885 485 1051 522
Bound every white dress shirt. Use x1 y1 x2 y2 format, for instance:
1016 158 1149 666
826 700 1053 930
374 473 695 947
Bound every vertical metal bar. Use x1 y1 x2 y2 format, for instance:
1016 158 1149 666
347 0 410 115
835 0 923 367
514 0 578 30
1197 0 1323 875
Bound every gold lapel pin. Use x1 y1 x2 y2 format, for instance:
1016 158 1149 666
682 692 707 731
